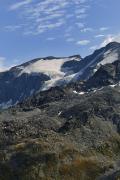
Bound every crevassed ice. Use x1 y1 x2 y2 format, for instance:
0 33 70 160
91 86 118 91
18 58 75 77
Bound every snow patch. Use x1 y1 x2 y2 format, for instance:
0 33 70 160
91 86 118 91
58 111 62 116
97 50 118 66
18 57 80 91
18 58 78 78
73 90 85 95
109 84 117 88
93 68 97 73
42 77 61 91
73 90 78 94
41 72 76 91
79 92 85 95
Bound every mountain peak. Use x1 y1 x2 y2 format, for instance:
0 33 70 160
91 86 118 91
105 41 120 50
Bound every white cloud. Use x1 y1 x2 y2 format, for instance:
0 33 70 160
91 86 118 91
99 27 109 31
8 0 91 35
100 34 120 47
76 40 90 45
9 0 32 10
80 27 93 32
95 34 105 38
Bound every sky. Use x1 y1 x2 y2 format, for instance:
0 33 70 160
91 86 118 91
0 0 120 70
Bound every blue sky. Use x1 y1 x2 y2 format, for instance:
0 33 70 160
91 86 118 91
0 0 120 70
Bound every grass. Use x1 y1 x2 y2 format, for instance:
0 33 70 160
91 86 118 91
0 137 119 180
59 157 103 180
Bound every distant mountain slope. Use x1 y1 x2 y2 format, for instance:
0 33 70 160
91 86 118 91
0 41 120 107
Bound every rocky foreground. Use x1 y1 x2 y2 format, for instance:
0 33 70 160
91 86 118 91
0 83 120 179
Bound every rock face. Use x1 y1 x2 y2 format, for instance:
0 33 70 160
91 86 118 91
84 59 120 89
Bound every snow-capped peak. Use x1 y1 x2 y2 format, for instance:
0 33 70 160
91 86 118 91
0 42 120 108
16 56 82 91
18 56 81 77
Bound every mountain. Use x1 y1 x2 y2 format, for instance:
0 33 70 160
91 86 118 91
0 55 82 107
0 41 120 107
1 42 120 179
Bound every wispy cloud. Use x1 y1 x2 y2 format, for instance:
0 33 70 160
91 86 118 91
99 27 109 31
100 34 120 47
76 40 90 45
80 27 93 32
95 34 105 38
9 0 32 10
8 0 91 36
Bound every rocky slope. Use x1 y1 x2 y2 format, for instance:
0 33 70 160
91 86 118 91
0 83 120 179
